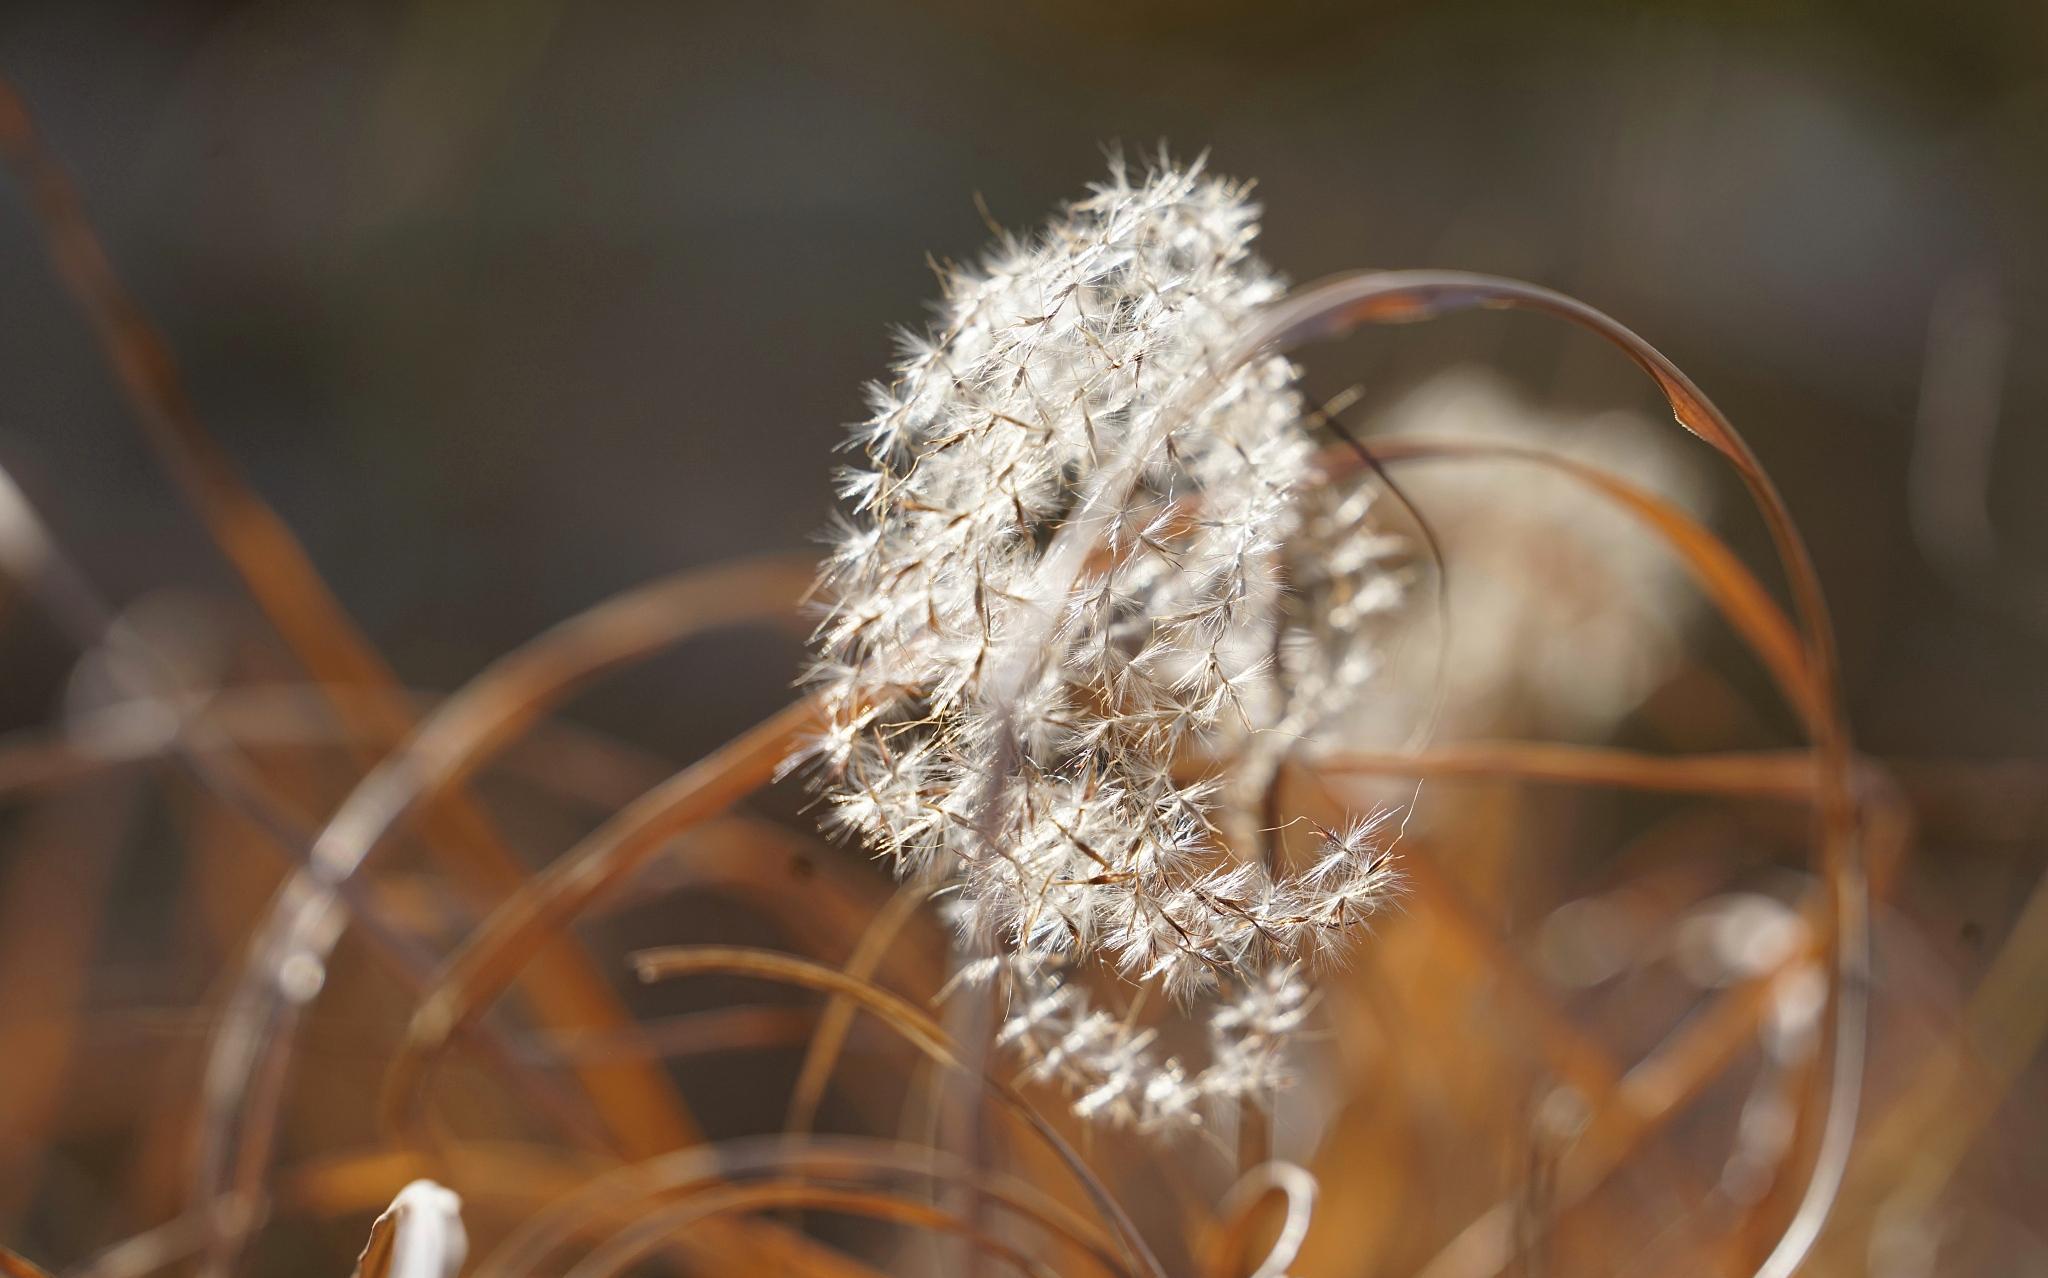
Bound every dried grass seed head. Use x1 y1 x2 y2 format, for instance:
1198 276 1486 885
801 153 1405 1128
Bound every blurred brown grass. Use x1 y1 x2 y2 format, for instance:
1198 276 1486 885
1 65 2045 1278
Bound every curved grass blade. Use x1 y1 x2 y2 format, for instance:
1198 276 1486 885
628 946 1167 1278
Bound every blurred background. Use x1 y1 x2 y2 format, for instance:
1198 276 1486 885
1 2 2045 1275
4 0 2046 757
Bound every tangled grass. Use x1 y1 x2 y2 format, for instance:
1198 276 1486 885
2 74 2045 1278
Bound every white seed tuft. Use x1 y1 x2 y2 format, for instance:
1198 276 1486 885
800 153 1404 1129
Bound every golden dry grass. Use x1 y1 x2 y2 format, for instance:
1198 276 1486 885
1 71 2043 1278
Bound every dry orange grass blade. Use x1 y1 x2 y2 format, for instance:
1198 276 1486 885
198 556 813 1207
280 1133 1127 1278
0 73 703 1177
1269 419 1853 1271
564 1182 1063 1278
1806 848 2048 1267
0 683 677 812
619 816 923 967
0 78 397 725
0 777 135 1220
1301 422 1829 1139
381 699 817 1141
1251 269 1866 1278
1372 772 1914 1278
535 1003 821 1063
1398 831 1625 1102
1263 274 1851 782
0 1249 54 1278
368 713 904 1266
784 880 936 1143
1282 761 1635 1132
281 1146 597 1222
1269 430 1858 1259
299 555 813 878
463 1139 982 1277
290 1143 911 1278
473 1138 1130 1278
67 1207 241 1278
1315 743 1818 800
0 468 637 1231
371 796 929 1278
628 946 1168 1278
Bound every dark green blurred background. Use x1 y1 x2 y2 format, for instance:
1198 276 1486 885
2 0 2044 763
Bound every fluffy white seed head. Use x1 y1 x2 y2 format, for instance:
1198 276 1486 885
800 153 1403 1129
